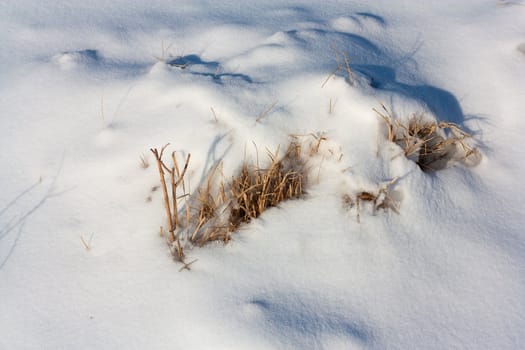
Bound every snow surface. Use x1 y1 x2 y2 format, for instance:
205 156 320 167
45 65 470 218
1 1 525 349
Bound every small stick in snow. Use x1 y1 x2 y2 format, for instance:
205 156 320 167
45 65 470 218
80 233 94 251
255 101 278 123
179 259 198 272
151 144 175 241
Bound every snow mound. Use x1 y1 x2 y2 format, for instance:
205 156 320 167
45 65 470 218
1 1 524 349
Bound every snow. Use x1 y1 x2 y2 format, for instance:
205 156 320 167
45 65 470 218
1 1 525 349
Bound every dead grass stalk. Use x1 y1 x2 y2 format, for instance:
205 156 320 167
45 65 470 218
150 145 191 261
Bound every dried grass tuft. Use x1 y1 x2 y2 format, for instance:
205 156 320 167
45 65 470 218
228 142 305 230
343 177 400 223
374 103 481 171
151 141 307 265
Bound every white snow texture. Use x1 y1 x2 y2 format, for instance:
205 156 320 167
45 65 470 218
1 1 524 349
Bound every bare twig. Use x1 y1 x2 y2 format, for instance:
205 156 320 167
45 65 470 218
151 146 175 241
256 101 278 123
80 233 94 251
139 153 149 169
210 107 218 122
179 259 198 272
342 52 354 85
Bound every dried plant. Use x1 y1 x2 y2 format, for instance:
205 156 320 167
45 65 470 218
150 141 308 267
150 145 191 265
255 101 278 123
80 233 94 251
343 177 400 223
187 163 231 245
322 45 355 87
374 103 481 171
139 153 149 169
228 142 305 230
187 141 306 245
289 132 343 162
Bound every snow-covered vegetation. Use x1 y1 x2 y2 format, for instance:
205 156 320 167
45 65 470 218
1 1 524 349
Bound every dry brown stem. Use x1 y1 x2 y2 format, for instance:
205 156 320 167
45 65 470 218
151 145 175 241
344 177 400 223
151 145 191 243
322 45 355 87
256 101 278 123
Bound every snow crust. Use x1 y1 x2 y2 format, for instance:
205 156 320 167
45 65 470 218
1 1 524 349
